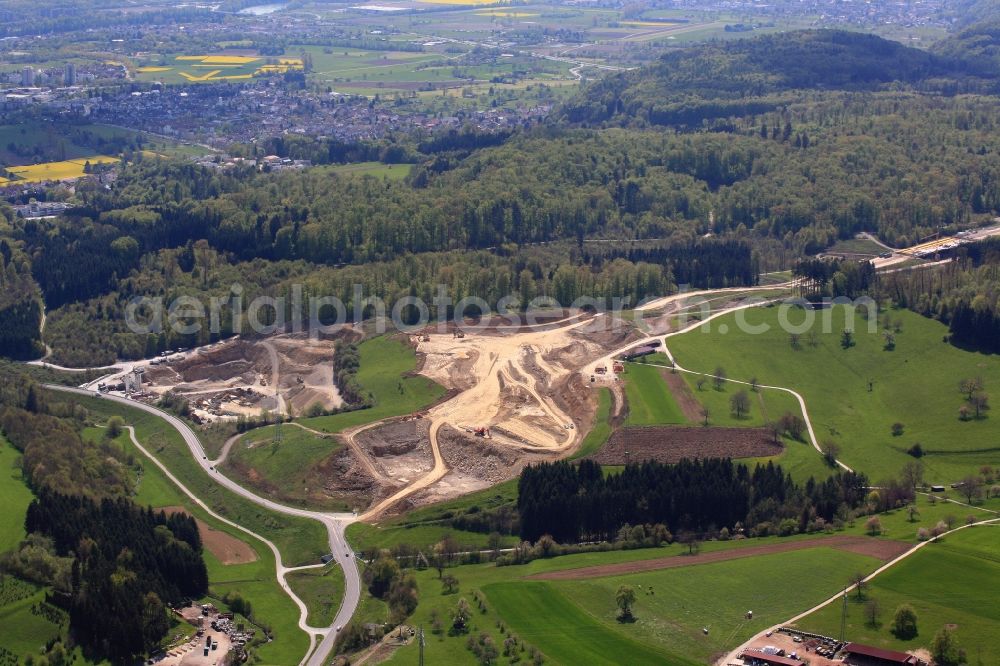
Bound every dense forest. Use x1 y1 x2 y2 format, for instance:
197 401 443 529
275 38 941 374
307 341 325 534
881 240 1000 352
26 492 208 662
560 30 998 128
0 236 43 359
4 29 1000 366
517 459 869 544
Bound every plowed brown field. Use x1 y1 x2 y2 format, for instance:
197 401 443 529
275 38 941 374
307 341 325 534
590 425 782 464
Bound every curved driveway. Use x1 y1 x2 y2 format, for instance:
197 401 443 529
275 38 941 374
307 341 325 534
44 385 359 666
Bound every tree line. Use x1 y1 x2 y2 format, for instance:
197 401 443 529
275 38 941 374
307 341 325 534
517 458 868 544
879 240 1000 353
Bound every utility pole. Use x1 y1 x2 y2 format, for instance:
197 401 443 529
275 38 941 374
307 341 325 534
840 589 848 642
273 417 282 446
418 626 425 666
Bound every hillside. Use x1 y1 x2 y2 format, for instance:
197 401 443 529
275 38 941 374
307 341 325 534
935 0 1000 76
561 30 990 127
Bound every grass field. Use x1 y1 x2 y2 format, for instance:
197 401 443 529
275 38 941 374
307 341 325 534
223 425 349 511
824 237 886 256
300 336 446 434
69 399 329 566
0 435 32 551
324 161 412 180
287 564 346 627
485 581 684 665
619 354 832 482
668 305 1000 484
0 579 67 660
797 525 1000 661
377 540 882 665
621 362 685 425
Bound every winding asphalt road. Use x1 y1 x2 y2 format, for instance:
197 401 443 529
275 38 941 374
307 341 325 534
44 385 359 666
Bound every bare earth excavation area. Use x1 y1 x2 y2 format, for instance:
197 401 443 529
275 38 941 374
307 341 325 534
357 313 641 518
141 333 349 422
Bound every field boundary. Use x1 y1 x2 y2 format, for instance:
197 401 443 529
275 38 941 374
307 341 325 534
528 536 910 581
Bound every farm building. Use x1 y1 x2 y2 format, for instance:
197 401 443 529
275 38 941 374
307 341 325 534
740 648 804 666
623 345 658 360
841 643 921 666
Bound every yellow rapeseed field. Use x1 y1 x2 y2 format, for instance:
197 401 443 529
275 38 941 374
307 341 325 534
175 55 260 64
5 156 118 183
168 54 299 81
179 70 223 81
201 55 261 64
136 66 173 73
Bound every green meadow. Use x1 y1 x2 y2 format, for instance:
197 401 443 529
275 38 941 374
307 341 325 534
375 540 881 665
797 525 1000 661
668 305 1000 483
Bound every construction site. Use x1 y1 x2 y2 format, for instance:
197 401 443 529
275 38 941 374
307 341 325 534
103 291 784 517
345 311 645 518
109 332 358 423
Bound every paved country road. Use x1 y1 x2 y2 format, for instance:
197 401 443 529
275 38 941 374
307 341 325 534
44 385 359 666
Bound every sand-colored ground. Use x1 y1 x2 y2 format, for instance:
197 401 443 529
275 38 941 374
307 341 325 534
360 313 642 519
141 332 352 422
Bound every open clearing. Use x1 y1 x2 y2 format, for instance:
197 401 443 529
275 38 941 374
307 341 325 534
0 578 65 660
287 563 346 627
622 363 686 424
0 436 32 551
591 425 782 465
162 507 258 565
378 539 884 666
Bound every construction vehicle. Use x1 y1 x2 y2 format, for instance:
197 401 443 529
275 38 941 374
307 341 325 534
455 331 466 339
421 334 430 342
595 365 607 375
612 362 624 373
474 426 491 438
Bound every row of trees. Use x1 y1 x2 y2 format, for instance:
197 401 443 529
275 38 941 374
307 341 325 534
517 458 868 543
333 340 370 407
